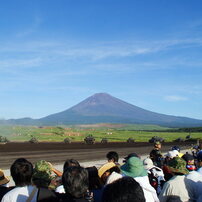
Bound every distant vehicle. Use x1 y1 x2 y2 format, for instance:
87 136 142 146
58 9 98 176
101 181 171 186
101 138 108 144
149 136 164 143
64 138 71 144
29 137 38 144
173 137 184 142
84 135 95 144
127 138 135 143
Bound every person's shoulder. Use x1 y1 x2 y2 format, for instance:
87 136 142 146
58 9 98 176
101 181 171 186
1 188 18 202
37 187 58 202
187 170 202 181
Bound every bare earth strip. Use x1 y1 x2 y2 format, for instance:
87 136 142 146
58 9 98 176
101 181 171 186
0 142 191 169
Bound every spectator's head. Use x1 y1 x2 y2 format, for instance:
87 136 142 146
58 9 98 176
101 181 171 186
32 160 53 188
154 141 161 149
121 157 147 178
10 158 33 187
123 153 139 163
63 159 80 172
98 162 120 184
165 150 179 160
106 151 119 163
168 157 189 175
0 169 9 186
62 166 88 198
143 158 155 170
86 166 102 190
182 153 196 171
172 146 181 152
102 177 145 202
197 151 202 168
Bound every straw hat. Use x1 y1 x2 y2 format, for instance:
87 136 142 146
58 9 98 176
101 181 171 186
0 169 9 185
98 162 116 178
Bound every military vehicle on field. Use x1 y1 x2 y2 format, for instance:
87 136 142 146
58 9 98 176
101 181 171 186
64 138 71 144
101 138 108 144
84 135 95 144
127 138 135 143
149 136 164 143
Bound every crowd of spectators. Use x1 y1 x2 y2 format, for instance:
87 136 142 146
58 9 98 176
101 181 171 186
0 142 202 202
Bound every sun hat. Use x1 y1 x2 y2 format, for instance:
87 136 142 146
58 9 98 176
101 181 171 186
143 158 155 170
0 169 9 185
98 162 116 178
167 157 189 175
121 157 147 178
32 160 54 187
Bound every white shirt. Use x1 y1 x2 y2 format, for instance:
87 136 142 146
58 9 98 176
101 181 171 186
159 175 196 202
134 176 159 202
186 169 202 200
1 185 37 202
55 185 65 194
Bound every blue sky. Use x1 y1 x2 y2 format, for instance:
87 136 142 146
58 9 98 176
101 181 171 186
0 0 202 120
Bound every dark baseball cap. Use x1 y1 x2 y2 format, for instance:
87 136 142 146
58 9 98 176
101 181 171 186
123 153 139 162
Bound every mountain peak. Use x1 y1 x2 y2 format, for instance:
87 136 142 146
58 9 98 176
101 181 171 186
91 92 112 98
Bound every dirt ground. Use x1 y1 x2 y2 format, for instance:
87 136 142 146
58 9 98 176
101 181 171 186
0 142 192 169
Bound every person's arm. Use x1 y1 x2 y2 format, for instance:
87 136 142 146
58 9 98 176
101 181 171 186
52 167 62 177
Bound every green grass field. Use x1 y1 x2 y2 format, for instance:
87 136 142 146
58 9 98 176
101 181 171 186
0 124 201 143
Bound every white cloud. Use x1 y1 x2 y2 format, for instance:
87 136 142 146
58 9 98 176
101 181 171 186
164 95 188 102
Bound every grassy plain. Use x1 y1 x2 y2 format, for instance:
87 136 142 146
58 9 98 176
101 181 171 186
0 124 201 143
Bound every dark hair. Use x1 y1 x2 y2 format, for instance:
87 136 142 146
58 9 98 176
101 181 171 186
86 166 102 190
63 159 80 172
102 177 145 202
106 151 119 163
108 166 121 174
62 166 89 198
10 158 33 187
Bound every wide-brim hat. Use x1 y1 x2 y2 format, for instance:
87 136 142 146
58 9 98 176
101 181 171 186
0 169 10 185
168 157 189 175
121 157 147 178
33 160 54 182
98 162 116 178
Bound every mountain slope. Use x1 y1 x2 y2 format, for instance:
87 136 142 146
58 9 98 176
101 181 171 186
1 93 202 127
37 93 202 127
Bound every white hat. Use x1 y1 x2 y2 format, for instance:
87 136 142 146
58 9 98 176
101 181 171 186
165 151 178 158
172 150 179 156
143 158 154 170
105 171 123 185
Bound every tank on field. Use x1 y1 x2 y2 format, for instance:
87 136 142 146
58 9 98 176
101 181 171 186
101 138 108 144
127 138 135 143
84 135 95 144
0 136 9 143
173 137 184 142
64 138 71 144
149 136 164 143
29 137 38 144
